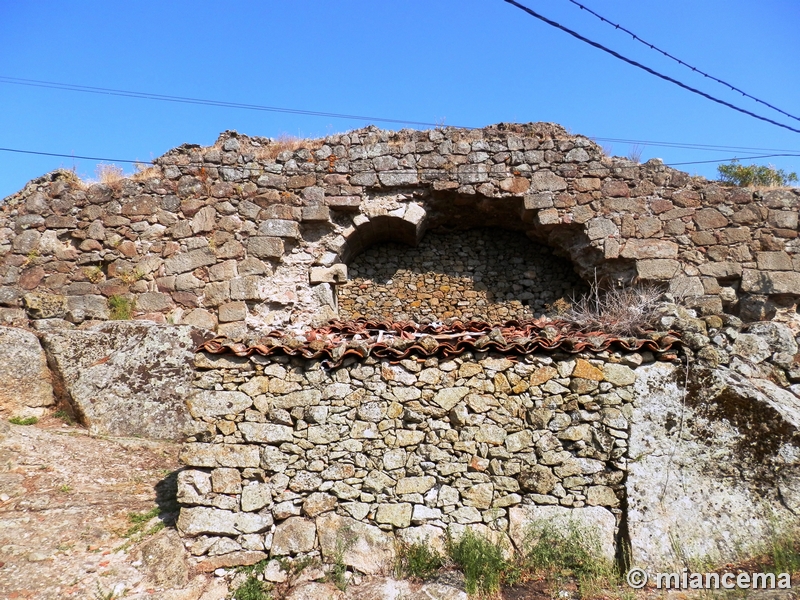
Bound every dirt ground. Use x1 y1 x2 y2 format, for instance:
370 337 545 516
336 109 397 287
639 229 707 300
0 416 227 600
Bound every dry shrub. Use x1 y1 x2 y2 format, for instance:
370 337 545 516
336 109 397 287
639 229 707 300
95 163 125 184
563 282 665 336
252 134 319 161
130 162 161 181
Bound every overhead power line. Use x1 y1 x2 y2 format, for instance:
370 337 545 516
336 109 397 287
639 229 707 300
4 75 800 156
591 137 800 154
0 76 466 130
565 0 800 124
0 147 144 164
1 145 797 172
501 0 800 136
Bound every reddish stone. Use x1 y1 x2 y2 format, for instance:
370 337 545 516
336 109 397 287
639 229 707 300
162 241 181 257
601 180 629 198
287 174 316 189
671 189 702 208
98 282 129 297
18 266 45 290
649 199 673 214
694 208 729 230
121 196 157 216
118 240 138 258
180 198 205 218
79 239 102 252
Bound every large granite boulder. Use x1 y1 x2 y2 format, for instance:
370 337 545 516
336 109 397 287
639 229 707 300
0 326 55 416
628 362 800 571
40 321 213 440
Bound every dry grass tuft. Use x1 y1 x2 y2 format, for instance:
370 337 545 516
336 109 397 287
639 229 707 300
562 281 665 336
95 163 125 184
130 162 161 181
252 134 320 161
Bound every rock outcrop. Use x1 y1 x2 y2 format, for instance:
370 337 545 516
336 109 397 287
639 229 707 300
0 325 54 417
40 321 213 440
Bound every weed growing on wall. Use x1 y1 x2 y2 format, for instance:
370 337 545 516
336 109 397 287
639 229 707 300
523 518 617 597
447 529 510 595
108 295 134 320
232 575 271 600
563 281 665 336
9 416 38 425
395 539 446 580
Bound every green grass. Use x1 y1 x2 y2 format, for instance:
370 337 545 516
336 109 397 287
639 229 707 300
9 416 38 425
53 410 74 425
760 527 800 575
447 529 509 596
108 295 134 320
523 518 617 598
395 539 446 581
124 506 161 537
232 576 272 600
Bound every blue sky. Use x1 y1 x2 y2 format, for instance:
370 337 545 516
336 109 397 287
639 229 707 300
1 0 798 199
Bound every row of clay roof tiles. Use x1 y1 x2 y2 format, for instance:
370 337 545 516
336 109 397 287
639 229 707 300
198 319 681 368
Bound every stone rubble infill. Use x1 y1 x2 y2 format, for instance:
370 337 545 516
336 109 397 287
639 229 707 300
338 228 585 323
177 348 645 572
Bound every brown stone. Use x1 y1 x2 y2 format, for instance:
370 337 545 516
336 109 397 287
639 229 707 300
671 189 701 208
194 551 268 572
121 196 157 216
620 239 678 260
499 177 530 194
530 366 558 386
572 359 604 381
694 208 729 230
756 252 793 271
601 180 629 198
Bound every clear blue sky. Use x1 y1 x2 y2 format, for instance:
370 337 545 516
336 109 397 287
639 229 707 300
2 0 798 199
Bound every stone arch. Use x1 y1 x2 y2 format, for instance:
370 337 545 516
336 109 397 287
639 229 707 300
336 204 428 264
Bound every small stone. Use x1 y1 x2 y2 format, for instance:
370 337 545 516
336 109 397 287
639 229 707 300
461 483 494 509
271 517 317 555
602 364 636 386
396 476 436 495
375 503 412 528
303 492 337 517
433 387 469 410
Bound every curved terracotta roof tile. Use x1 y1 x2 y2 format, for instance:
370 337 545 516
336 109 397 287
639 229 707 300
197 319 681 367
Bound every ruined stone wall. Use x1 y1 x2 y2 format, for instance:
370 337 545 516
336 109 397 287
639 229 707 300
2 123 800 337
177 348 646 568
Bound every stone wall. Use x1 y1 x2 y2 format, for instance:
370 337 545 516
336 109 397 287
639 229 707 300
2 123 800 336
177 346 646 570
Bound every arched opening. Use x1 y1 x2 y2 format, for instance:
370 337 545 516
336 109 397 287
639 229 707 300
337 227 587 323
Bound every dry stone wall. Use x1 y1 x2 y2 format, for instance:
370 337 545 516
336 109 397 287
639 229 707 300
177 347 645 570
2 122 800 336
338 228 585 322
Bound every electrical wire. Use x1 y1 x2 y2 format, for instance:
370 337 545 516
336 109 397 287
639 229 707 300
0 76 468 130
590 137 800 154
0 147 144 164
501 0 800 136
5 75 800 156
1 145 797 171
7 75 800 156
565 0 800 124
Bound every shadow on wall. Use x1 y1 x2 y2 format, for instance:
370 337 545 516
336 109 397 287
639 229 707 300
337 227 587 323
